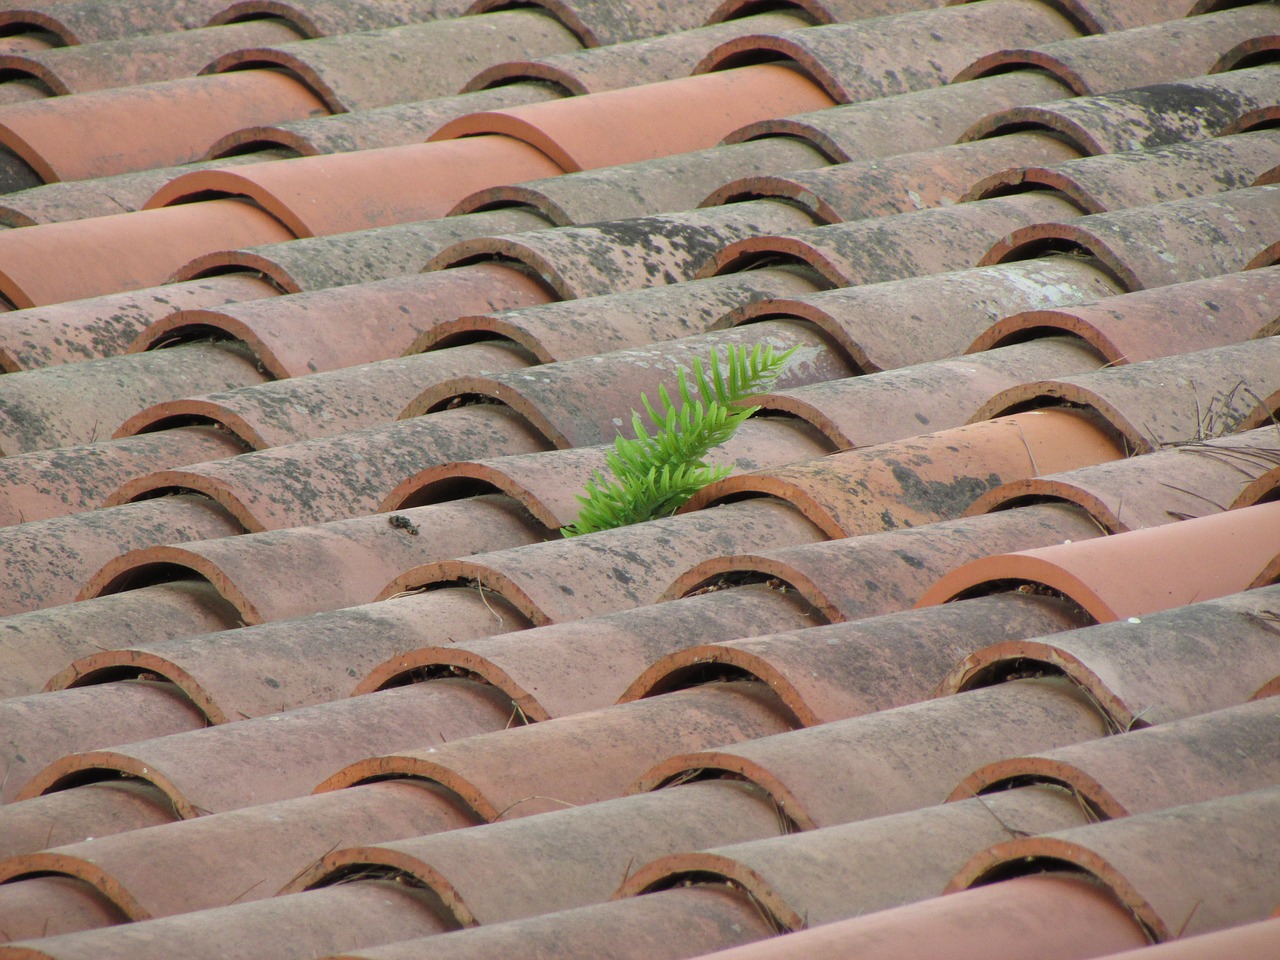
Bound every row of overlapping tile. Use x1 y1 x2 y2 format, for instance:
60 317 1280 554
0 0 1278 957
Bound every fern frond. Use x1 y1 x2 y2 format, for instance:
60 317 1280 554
562 342 797 536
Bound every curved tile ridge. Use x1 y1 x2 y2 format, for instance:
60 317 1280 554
144 135 566 240
968 425 1280 532
0 878 457 959
118 342 535 449
0 149 296 228
970 263 1280 362
0 494 242 622
679 874 1147 960
0 425 248 526
0 578 245 710
106 404 553 531
937 585 1280 727
972 336 1280 453
204 0 475 37
702 131 1080 224
0 69 329 183
425 202 817 300
955 4 1280 94
0 342 269 455
204 84 563 159
0 0 237 46
1081 920 1280 960
622 593 1087 725
77 494 547 626
171 207 550 294
0 272 277 373
401 320 850 448
694 0 1084 104
428 63 834 172
48 586 534 728
725 71 1074 165
0 779 482 938
0 19 303 97
717 255 1119 374
455 138 826 227
980 183 1280 292
465 0 725 47
618 700 1275 944
682 410 1126 539
703 193 1082 286
416 267 821 362
378 498 826 625
664 503 1104 622
355 581 821 716
917 500 1280 623
632 678 1106 830
131 262 553 379
756 338 1105 450
289 779 787 928
948 788 1280 942
462 11 809 96
965 129 1280 215
202 10 582 113
14 676 516 817
962 63 1280 155
950 697 1280 816
317 681 795 819
384 416 831 532
0 681 208 802
0 199 295 308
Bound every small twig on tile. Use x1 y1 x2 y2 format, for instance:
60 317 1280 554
475 581 505 629
1156 482 1226 511
492 795 577 820
619 855 635 887
972 793 1032 839
1013 423 1040 477
1068 785 1103 824
226 877 267 905
504 702 529 730
1125 704 1156 732
1175 900 1203 939
278 841 342 893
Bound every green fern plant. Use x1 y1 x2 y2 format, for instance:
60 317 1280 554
562 343 797 536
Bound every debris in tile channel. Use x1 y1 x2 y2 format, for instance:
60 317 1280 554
0 0 1278 958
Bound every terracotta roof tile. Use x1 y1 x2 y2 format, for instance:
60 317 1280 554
949 787 1280 941
0 19 301 98
956 4 1280 93
463 11 810 96
0 274 278 370
0 494 242 619
936 585 1280 727
175 207 550 293
718 256 1119 376
0 70 328 182
968 425 1280 531
203 11 582 113
634 678 1107 829
666 503 1104 622
1088 918 1280 960
697 1 1084 104
706 193 1083 285
0 343 268 454
970 263 1280 361
682 409 1125 538
133 262 552 378
684 872 1147 960
206 84 564 157
0 424 247 525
